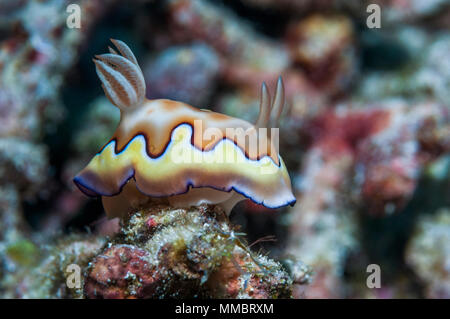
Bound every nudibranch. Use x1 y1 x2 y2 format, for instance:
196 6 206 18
74 39 296 218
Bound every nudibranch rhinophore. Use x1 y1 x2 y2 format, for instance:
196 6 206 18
73 39 296 218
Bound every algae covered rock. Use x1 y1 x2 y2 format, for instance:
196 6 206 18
83 204 294 299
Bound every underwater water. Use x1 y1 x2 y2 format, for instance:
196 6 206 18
0 0 449 299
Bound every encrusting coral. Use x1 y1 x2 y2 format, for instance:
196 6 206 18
84 204 294 298
1 204 297 298
285 14 358 97
143 43 221 106
167 0 290 88
286 99 449 298
0 0 120 289
406 208 450 298
1 234 106 298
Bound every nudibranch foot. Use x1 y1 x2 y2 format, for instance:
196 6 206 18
101 181 245 218
101 179 153 218
167 188 246 216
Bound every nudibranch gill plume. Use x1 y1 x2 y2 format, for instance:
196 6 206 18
73 39 296 218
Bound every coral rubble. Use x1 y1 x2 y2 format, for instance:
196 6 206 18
3 205 296 299
406 208 450 298
85 205 293 298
